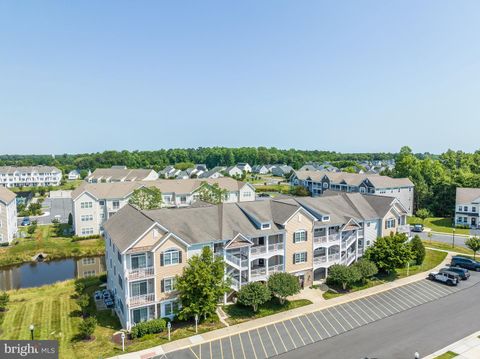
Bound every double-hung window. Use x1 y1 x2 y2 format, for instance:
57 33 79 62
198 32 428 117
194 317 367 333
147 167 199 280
385 218 396 229
131 281 148 296
163 277 176 293
293 230 307 243
294 252 307 264
162 249 180 266
131 254 147 269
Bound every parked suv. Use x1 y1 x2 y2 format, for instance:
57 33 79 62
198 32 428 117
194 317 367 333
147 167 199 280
412 224 424 233
451 256 480 271
440 267 470 280
428 271 459 286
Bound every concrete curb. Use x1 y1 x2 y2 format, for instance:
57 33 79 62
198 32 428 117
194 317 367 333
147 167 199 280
423 330 480 359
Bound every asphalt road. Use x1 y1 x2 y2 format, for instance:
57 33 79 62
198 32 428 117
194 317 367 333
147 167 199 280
416 231 468 248
277 273 480 359
161 273 480 359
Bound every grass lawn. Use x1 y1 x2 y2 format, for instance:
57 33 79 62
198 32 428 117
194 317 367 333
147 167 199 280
408 217 470 235
254 184 291 194
0 278 226 359
422 240 478 257
434 351 458 359
223 298 312 325
323 249 447 299
0 225 105 268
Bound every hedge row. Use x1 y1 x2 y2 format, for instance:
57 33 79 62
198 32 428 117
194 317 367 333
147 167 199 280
130 318 167 339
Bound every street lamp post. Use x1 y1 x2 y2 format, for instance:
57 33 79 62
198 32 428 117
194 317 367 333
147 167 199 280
167 322 171 341
29 324 34 340
121 332 125 352
194 314 198 334
452 228 456 248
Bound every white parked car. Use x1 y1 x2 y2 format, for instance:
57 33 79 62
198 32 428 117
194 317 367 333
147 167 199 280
428 271 459 286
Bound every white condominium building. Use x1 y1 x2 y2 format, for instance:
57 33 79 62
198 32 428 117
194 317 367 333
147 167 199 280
71 178 256 237
0 187 18 244
103 192 409 330
0 166 62 188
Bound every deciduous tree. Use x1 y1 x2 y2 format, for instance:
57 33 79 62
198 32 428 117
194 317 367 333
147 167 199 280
267 272 300 305
237 282 271 312
129 187 163 210
364 234 412 273
465 237 480 260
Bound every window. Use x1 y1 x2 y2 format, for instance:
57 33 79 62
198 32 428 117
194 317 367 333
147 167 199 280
162 249 181 266
131 254 147 269
81 214 93 222
118 274 123 289
131 281 148 296
180 196 187 204
118 299 124 315
81 228 94 235
323 182 328 189
82 257 95 265
243 191 252 198
99 200 105 206
473 207 477 213
100 213 105 219
83 270 96 277
132 307 148 324
117 251 122 263
261 223 271 230
294 252 307 264
385 218 396 229
163 277 176 292
464 206 468 212
459 206 462 211
293 230 307 243
163 301 178 317
164 195 172 204
113 201 120 209
80 201 93 209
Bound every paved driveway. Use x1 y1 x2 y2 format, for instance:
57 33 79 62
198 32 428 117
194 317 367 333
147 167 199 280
17 197 73 226
159 276 475 359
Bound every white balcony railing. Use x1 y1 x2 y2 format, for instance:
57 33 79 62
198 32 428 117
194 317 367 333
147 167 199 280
268 264 284 273
328 253 341 262
127 267 154 280
250 246 267 256
313 235 328 244
128 293 155 306
226 253 248 268
230 277 240 291
268 242 284 252
342 235 356 249
328 233 341 242
251 267 267 278
314 253 340 265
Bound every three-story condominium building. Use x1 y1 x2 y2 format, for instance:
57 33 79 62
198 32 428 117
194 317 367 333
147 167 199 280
103 192 409 330
455 188 480 228
0 187 18 244
71 178 256 236
291 170 414 215
0 166 62 188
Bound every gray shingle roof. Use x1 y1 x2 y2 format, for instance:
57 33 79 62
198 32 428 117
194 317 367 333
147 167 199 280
0 166 61 174
456 188 480 204
0 187 16 204
87 168 156 181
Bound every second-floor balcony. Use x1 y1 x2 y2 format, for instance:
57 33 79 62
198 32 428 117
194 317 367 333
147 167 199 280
250 245 267 256
126 266 155 280
226 253 249 269
268 242 284 253
313 235 328 245
250 266 267 279
313 253 340 266
268 264 284 274
328 233 341 242
128 293 155 307
342 234 357 249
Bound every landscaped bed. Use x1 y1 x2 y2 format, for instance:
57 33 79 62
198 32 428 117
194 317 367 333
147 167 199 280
323 249 447 299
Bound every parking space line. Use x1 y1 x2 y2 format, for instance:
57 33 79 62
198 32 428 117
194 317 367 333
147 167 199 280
287 319 307 345
304 313 323 340
272 323 289 351
368 295 396 315
308 312 331 338
210 341 213 359
379 291 409 311
239 332 256 359
229 336 236 359
349 300 376 322
294 316 315 343
264 326 278 356
409 282 441 300
280 321 298 349
247 331 259 359
233 334 246 359
324 308 348 332
249 329 267 358
221 338 233 359
422 280 454 296
316 310 340 335
395 286 425 306
355 299 383 320
331 306 356 330
256 328 269 357
343 302 369 325
396 286 427 306
190 347 200 359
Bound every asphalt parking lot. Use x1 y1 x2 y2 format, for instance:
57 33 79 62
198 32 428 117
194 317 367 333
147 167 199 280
17 197 73 225
159 275 477 359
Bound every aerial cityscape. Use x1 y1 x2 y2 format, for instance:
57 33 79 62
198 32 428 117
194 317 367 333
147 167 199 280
1 2 480 359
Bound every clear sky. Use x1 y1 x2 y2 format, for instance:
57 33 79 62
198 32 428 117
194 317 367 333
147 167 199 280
1 1 479 154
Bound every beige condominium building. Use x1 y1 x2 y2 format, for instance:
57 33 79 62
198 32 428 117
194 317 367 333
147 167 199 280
86 166 159 183
0 166 62 188
71 178 256 237
103 192 409 329
291 170 415 215
0 187 18 244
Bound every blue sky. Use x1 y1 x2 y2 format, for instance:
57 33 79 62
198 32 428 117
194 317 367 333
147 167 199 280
1 1 479 154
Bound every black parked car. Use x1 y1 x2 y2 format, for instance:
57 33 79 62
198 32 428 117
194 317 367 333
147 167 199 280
440 267 470 280
451 256 480 271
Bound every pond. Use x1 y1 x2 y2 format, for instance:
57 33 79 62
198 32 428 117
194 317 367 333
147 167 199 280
0 256 106 291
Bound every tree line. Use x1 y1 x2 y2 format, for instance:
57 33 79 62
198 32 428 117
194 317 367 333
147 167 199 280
0 147 395 172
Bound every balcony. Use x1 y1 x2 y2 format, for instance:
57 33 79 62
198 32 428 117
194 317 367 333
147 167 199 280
342 234 356 249
328 233 340 242
250 245 267 257
268 264 283 274
127 267 154 280
128 293 155 306
358 229 364 237
313 235 328 245
230 277 240 291
251 267 267 279
313 253 340 266
226 253 248 268
268 242 284 253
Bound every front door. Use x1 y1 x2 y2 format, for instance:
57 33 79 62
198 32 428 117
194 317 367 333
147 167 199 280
472 218 477 227
298 274 305 289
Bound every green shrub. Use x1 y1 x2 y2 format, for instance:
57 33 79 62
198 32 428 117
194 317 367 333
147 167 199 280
72 234 101 241
0 292 10 311
410 235 426 265
78 317 97 339
130 318 167 339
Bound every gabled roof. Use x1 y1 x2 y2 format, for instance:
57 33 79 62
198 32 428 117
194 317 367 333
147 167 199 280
0 166 61 174
0 187 16 204
87 168 157 181
456 188 480 204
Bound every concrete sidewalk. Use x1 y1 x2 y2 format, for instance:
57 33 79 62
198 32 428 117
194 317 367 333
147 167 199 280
109 253 452 359
424 331 480 358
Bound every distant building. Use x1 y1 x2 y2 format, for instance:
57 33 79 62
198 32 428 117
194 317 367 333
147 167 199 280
68 170 81 180
86 167 159 183
271 165 294 177
291 170 414 215
237 163 252 173
252 165 270 175
0 187 17 244
455 188 480 228
0 166 62 188
225 166 244 177
198 167 225 179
